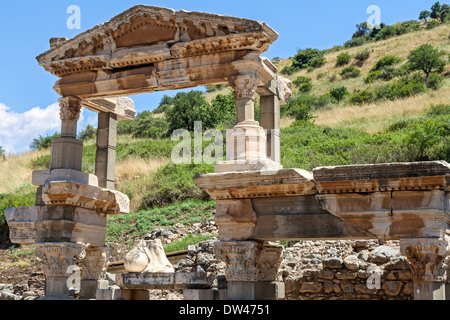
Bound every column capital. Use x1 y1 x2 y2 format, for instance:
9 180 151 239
400 238 450 282
214 241 262 282
76 246 111 280
35 243 88 277
228 74 259 101
58 96 82 121
214 241 284 282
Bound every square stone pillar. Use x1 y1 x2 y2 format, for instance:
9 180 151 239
400 238 449 300
95 112 117 190
50 97 83 171
260 94 281 164
214 241 284 300
215 74 282 173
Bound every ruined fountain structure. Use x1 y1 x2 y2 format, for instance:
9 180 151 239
5 5 450 301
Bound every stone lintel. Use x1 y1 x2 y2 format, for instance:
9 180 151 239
194 168 315 200
5 206 39 245
313 161 450 194
41 180 130 215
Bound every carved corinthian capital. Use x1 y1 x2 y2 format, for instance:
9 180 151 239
76 246 111 280
256 244 284 281
35 243 88 277
400 238 450 282
59 96 82 121
214 241 263 282
228 74 259 101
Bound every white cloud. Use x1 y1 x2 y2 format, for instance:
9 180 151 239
0 102 86 155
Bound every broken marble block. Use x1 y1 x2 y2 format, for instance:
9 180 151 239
124 239 175 273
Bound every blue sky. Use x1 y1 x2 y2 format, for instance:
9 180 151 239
0 0 442 153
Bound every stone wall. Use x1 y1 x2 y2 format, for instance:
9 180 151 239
281 240 413 300
174 235 414 300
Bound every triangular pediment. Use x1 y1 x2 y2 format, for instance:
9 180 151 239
37 5 278 76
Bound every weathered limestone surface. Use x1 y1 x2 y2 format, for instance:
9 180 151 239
116 272 215 290
36 5 286 100
41 180 130 215
124 239 175 273
4 207 39 245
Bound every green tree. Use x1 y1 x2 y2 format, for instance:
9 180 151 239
30 133 61 151
78 124 96 141
419 10 431 21
430 2 450 22
292 48 324 69
408 44 447 79
0 146 5 160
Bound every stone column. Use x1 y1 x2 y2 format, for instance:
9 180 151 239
51 96 83 171
95 112 117 189
214 241 284 300
35 243 87 300
400 238 449 300
259 94 281 164
215 74 282 173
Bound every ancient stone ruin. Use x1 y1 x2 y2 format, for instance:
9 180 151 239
5 5 450 301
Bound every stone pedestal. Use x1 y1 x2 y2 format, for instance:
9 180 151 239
400 238 449 300
215 74 282 174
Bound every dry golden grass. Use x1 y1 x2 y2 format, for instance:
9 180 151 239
0 149 50 194
115 157 170 211
115 157 170 181
314 79 450 133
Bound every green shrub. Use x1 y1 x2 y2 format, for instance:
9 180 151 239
293 104 315 122
30 154 51 170
426 20 441 29
293 76 312 87
364 71 381 84
427 104 450 116
292 48 325 69
298 82 313 92
329 86 348 103
426 73 445 90
354 49 371 62
280 65 298 75
340 66 361 79
141 162 214 209
310 55 326 68
336 52 352 67
370 55 403 72
350 89 374 104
